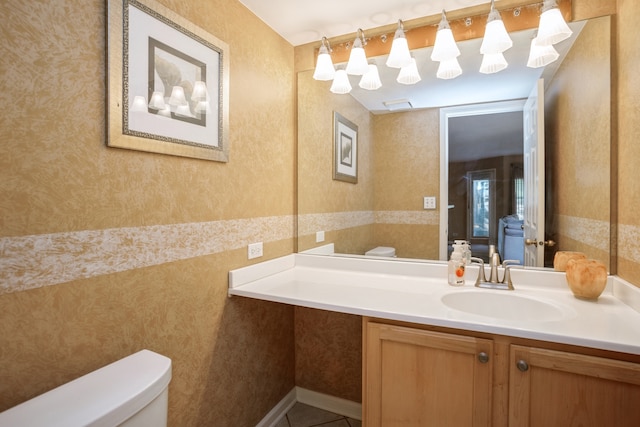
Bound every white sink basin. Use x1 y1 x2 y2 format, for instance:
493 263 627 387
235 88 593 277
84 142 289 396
441 290 569 322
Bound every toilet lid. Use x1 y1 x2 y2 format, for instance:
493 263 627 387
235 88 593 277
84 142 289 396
366 246 396 257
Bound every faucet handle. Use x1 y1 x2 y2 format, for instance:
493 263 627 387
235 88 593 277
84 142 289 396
470 257 487 286
501 260 521 290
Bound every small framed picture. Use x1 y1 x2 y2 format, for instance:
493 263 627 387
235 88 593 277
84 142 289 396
333 112 358 183
107 0 229 162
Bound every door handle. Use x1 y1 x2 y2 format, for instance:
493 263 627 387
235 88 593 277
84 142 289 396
525 239 556 247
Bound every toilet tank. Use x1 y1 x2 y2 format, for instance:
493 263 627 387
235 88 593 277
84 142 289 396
0 349 172 427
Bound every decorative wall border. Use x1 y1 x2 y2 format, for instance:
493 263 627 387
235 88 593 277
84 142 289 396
0 216 294 295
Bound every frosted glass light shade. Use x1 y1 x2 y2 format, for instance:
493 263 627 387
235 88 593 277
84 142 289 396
168 86 187 106
359 64 382 90
527 37 559 68
346 37 369 75
537 1 572 46
480 10 513 54
131 95 147 112
397 58 421 85
148 91 166 110
386 21 412 68
330 70 352 94
313 45 335 81
480 52 508 74
437 58 462 80
431 12 460 62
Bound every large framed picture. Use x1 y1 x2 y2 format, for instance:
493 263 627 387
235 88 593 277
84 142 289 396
107 0 229 162
333 112 358 183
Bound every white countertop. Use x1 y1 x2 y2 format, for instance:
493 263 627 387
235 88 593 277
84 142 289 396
229 253 640 355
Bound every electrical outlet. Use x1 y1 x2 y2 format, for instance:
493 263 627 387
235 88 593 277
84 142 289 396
248 242 263 259
316 231 325 243
423 196 437 210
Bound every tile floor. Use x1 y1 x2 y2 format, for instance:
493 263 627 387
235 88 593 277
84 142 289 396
275 402 361 427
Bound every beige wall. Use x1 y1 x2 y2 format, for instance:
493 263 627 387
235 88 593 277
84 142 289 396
617 0 640 283
0 0 296 426
545 17 611 269
372 110 441 259
297 69 374 254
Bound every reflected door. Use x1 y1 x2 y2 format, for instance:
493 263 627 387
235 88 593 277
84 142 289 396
523 79 545 267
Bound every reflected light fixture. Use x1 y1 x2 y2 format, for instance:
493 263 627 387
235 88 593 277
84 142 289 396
431 10 460 62
437 58 462 80
330 69 352 94
131 95 147 113
480 0 513 54
313 37 335 81
386 20 412 68
479 52 508 74
536 0 572 46
527 36 559 67
397 57 421 85
148 91 166 110
168 86 187 106
346 29 369 75
191 81 208 101
359 63 382 90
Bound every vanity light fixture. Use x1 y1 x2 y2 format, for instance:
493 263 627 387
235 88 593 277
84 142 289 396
536 0 572 46
436 57 462 80
431 10 460 62
313 37 336 81
330 69 352 94
479 52 508 74
527 35 559 67
480 0 513 55
346 29 369 75
396 57 421 85
386 20 412 68
359 63 382 90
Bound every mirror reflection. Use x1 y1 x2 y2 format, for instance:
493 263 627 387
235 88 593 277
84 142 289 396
297 15 612 271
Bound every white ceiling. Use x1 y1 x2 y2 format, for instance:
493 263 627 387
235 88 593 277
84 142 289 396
238 0 490 47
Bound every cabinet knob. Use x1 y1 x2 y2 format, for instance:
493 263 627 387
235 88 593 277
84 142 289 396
478 352 489 363
516 359 529 372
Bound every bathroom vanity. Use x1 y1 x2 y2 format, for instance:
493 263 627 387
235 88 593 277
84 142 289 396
229 254 640 426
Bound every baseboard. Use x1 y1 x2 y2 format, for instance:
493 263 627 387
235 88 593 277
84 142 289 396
295 387 362 421
255 388 297 427
255 387 362 427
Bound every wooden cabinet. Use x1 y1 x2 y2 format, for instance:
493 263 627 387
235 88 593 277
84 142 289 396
363 321 493 427
509 345 640 427
364 318 640 427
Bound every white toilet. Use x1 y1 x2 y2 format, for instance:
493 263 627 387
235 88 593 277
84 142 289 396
365 246 396 257
0 349 172 427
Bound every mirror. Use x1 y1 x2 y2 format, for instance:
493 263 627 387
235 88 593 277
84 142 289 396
297 15 613 271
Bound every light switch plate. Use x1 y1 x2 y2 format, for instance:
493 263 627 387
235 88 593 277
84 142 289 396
423 196 437 210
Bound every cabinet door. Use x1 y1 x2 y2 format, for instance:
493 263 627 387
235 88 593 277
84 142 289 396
364 322 493 427
509 345 640 426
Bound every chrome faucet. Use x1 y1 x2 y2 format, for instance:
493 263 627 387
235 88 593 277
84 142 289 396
471 253 520 290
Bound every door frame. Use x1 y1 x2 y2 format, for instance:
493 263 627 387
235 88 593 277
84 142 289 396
439 100 526 261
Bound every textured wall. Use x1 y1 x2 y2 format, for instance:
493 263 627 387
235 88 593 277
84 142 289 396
545 17 611 269
0 0 296 425
617 0 640 284
297 69 374 253
372 110 441 259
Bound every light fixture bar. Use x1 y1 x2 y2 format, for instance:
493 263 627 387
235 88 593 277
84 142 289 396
316 0 572 65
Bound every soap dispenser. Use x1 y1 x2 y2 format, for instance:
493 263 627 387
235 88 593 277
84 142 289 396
448 245 466 286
